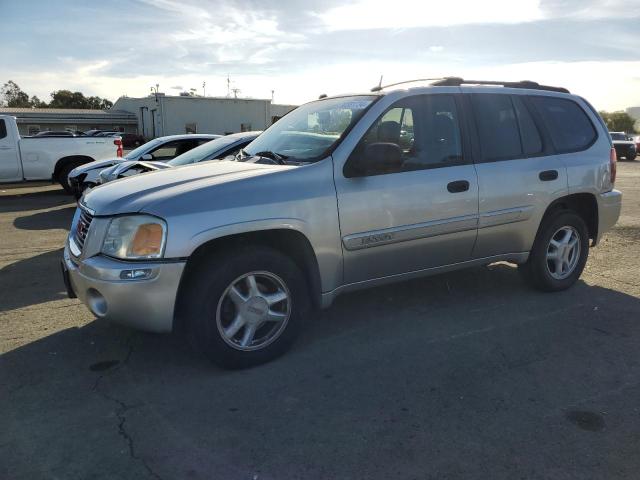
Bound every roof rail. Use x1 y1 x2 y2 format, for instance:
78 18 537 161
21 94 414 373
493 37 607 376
371 77 569 94
432 77 570 93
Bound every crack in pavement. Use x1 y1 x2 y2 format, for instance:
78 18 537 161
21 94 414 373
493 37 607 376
91 337 163 480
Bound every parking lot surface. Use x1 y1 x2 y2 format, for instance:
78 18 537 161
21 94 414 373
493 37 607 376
2 163 640 480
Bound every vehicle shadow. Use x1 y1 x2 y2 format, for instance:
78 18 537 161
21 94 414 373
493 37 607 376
0 186 73 214
0 248 68 313
2 264 640 479
13 206 75 231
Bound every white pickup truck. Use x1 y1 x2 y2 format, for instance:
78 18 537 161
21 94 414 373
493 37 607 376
0 114 122 193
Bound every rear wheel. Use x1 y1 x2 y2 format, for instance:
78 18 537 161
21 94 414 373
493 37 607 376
181 246 310 369
519 211 589 292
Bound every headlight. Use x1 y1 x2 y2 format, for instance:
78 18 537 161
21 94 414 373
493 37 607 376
101 215 167 260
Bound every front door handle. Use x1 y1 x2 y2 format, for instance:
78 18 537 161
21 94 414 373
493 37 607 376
447 180 470 193
539 170 558 181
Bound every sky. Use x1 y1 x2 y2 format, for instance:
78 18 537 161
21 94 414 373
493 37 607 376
0 0 639 111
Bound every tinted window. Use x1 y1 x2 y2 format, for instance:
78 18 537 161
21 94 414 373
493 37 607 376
0 120 6 139
472 94 521 161
512 96 542 155
347 95 464 176
529 96 596 152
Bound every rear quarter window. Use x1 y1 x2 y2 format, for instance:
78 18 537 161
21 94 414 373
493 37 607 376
529 96 597 153
0 119 6 139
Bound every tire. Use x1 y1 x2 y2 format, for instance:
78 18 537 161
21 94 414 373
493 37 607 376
519 211 589 292
57 162 82 195
181 246 311 369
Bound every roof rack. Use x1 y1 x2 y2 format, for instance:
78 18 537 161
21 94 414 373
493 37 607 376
371 77 569 94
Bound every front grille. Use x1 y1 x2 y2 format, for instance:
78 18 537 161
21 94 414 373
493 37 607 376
74 207 94 251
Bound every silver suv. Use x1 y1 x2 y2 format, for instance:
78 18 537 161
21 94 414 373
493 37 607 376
62 78 622 369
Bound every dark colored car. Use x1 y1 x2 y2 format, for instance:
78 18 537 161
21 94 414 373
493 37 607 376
610 132 637 160
118 133 147 148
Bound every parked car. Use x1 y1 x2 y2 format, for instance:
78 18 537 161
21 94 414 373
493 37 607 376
632 135 640 153
96 131 261 185
34 130 80 137
119 132 146 148
610 131 637 160
67 134 221 197
0 115 122 192
62 78 622 369
83 129 105 136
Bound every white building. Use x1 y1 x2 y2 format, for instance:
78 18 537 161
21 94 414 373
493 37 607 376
112 94 297 138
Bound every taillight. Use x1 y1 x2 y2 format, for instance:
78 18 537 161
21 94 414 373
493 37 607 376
609 147 617 185
114 138 123 158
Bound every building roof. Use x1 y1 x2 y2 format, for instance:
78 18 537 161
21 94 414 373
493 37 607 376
0 107 137 124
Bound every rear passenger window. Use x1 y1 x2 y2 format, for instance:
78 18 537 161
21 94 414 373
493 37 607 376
0 120 6 139
472 94 521 161
512 96 542 155
529 96 596 152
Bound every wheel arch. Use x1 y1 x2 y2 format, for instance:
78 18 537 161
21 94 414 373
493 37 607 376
540 192 599 245
173 228 323 333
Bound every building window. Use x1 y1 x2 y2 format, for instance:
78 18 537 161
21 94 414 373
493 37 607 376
28 125 40 135
185 123 197 134
240 123 251 132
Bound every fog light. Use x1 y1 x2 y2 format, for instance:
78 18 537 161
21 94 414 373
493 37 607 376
119 269 152 280
87 288 107 317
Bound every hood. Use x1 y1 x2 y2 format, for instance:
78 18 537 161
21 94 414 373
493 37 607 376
83 160 292 215
70 157 125 177
98 160 167 183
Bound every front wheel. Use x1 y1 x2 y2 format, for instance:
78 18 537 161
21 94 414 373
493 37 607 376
181 246 310 369
57 163 82 194
519 211 589 292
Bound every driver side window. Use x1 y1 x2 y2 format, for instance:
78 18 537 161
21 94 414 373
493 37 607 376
345 95 464 177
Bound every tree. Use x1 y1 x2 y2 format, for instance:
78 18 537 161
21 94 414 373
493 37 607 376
1 80 32 107
599 110 637 133
49 90 112 109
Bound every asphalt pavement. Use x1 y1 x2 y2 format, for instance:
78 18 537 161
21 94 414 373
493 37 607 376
1 162 640 479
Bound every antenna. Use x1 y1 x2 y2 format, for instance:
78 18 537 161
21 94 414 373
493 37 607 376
227 75 231 97
377 75 383 91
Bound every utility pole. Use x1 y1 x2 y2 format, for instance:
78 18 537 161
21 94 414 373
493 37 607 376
202 81 206 97
227 75 230 97
271 89 274 102
231 88 240 99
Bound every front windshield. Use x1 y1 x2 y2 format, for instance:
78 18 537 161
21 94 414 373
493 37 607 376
125 138 162 160
168 136 240 166
610 133 626 141
243 95 378 162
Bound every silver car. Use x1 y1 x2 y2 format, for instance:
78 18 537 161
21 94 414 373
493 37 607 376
67 134 221 197
95 131 262 184
62 78 622 369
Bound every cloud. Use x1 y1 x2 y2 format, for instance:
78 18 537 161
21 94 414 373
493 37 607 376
315 0 545 30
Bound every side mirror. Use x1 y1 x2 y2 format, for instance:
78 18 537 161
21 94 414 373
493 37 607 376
140 153 153 161
346 142 403 177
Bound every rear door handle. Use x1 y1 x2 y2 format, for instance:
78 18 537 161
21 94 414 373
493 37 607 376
539 170 558 181
447 180 470 193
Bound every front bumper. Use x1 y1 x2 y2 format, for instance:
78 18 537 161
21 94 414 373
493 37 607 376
63 243 186 333
595 189 622 245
